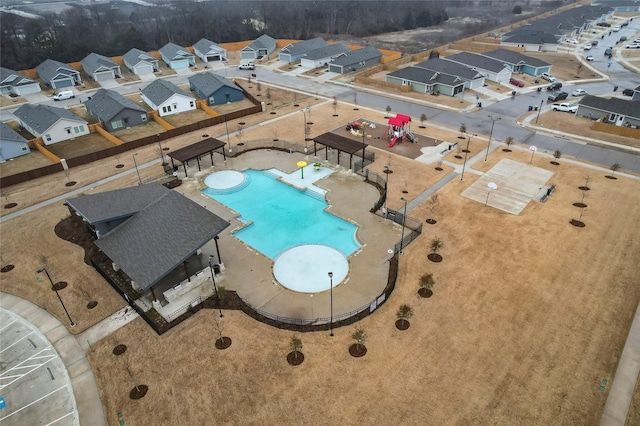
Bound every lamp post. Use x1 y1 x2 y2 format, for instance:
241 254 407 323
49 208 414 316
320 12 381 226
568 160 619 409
535 100 544 124
214 236 222 265
132 153 142 185
157 137 166 167
208 256 223 318
460 134 476 181
302 108 308 153
400 197 407 254
328 272 334 336
37 268 75 327
361 127 366 171
485 182 498 207
484 115 501 162
224 119 232 154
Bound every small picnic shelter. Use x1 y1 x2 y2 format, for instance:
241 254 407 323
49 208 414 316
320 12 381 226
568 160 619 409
167 137 226 177
313 132 368 170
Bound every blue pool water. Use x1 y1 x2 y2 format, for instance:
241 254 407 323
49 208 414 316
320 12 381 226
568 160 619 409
202 170 361 259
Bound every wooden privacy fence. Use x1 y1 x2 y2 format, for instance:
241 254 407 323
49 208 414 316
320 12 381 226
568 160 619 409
592 121 640 139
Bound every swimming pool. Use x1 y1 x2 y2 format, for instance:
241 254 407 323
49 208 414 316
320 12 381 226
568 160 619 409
202 169 361 260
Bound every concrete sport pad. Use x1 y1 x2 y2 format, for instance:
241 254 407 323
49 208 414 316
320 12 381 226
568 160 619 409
461 158 554 215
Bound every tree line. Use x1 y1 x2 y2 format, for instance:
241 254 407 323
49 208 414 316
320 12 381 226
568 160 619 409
1 0 448 70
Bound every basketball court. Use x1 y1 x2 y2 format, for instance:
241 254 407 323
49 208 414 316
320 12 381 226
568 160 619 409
461 158 554 215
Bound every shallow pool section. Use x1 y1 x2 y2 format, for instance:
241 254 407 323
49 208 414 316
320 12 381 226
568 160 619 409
203 169 361 260
273 245 348 293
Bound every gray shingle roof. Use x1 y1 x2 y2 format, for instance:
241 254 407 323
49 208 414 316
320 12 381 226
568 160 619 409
482 49 550 68
303 43 350 61
93 186 230 290
80 53 119 75
141 79 193 105
193 38 225 56
123 48 158 68
330 46 382 66
502 32 560 45
14 104 86 134
415 58 484 80
35 59 79 84
188 72 237 97
84 88 146 122
0 121 27 144
243 34 276 52
281 37 328 56
578 95 640 119
159 42 194 61
388 67 463 87
0 67 38 88
445 52 511 73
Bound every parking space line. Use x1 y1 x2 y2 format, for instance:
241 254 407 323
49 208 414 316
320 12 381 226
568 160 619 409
0 330 35 354
44 410 75 425
0 347 56 390
0 318 17 333
0 384 68 422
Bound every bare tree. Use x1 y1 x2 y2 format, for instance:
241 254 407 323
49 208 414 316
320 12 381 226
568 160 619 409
289 335 303 360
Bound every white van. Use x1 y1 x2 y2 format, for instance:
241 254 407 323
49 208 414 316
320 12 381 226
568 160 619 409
53 91 75 101
239 62 255 70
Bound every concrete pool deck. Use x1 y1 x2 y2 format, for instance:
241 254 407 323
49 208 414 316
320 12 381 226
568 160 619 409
178 149 402 323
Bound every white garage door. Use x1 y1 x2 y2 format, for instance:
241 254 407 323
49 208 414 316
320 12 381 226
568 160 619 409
135 64 154 75
94 71 114 81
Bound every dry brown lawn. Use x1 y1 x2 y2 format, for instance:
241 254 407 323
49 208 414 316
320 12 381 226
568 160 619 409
46 134 117 159
1 96 639 425
162 109 214 127
113 122 167 143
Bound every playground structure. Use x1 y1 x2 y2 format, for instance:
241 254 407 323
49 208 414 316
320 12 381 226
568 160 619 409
387 114 417 147
346 120 376 138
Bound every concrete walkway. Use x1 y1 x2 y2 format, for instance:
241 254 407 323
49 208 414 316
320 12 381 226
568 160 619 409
0 292 106 426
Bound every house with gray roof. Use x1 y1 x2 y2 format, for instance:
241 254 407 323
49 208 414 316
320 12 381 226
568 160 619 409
482 49 551 77
0 67 41 96
188 72 242 106
328 46 382 74
84 89 148 132
576 95 640 128
193 38 227 63
159 42 196 70
443 52 512 84
123 48 159 76
300 43 351 69
386 67 465 97
35 59 82 89
66 184 230 293
81 53 122 82
415 58 485 89
0 121 30 162
141 79 196 117
14 104 88 145
279 37 329 63
241 34 277 60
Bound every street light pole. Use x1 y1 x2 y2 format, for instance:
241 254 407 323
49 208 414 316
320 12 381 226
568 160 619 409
132 153 142 185
460 134 476 181
37 268 75 327
302 109 308 153
535 100 544 124
224 119 232 155
400 197 407 254
484 115 501 162
361 127 366 171
328 272 334 336
383 165 390 218
208 256 223 318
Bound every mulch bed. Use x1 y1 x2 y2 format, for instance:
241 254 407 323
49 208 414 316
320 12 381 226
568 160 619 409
4 203 18 209
87 301 98 309
570 220 586 227
349 344 367 358
115 164 125 168
65 181 77 187
52 281 67 291
395 319 410 330
435 167 443 171
129 385 148 400
0 265 15 273
605 175 617 180
578 186 590 191
286 351 305 366
418 288 433 298
215 337 232 350
426 219 437 224
113 344 127 355
428 253 443 262
502 148 512 152
573 202 587 208
551 161 560 165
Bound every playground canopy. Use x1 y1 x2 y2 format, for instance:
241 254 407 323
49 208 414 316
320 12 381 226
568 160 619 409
388 114 411 127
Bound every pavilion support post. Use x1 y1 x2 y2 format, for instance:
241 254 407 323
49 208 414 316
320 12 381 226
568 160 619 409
197 157 201 172
183 163 188 178
210 151 214 166
170 158 175 170
150 286 158 302
183 261 191 282
222 148 226 162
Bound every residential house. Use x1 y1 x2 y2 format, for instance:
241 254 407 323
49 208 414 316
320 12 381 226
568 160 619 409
188 72 242 106
299 43 351 69
415 58 485 89
66 184 229 293
84 88 148 132
385 67 465 97
327 46 382 74
500 31 562 53
631 86 640 102
123 48 160 75
481 49 551 77
193 38 227 63
159 42 196 70
576 95 640 128
443 52 512 84
240 34 277 60
14 104 89 145
81 53 122 82
0 121 30 162
0 67 41 96
35 59 82 89
279 37 328 63
141 79 196 117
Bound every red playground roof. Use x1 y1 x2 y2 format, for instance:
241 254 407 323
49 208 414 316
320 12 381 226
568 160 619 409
388 114 411 126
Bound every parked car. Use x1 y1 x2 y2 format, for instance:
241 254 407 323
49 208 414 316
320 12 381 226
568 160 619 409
565 38 578 44
597 22 611 27
612 25 621 32
571 89 588 97
552 103 578 113
586 55 595 61
634 39 640 44
548 91 569 102
622 88 635 96
604 47 613 55
53 91 75 101
591 40 599 46
583 44 593 50
509 78 525 88
238 62 255 70
546 82 562 91
619 36 628 42
626 44 640 49
541 73 555 82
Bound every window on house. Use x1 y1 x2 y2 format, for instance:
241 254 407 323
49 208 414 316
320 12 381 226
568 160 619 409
172 103 178 110
402 79 408 86
21 144 28 151
162 106 170 113
189 101 194 108
141 114 147 122
112 120 123 129
45 134 52 141
74 126 84 133
65 127 72 134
